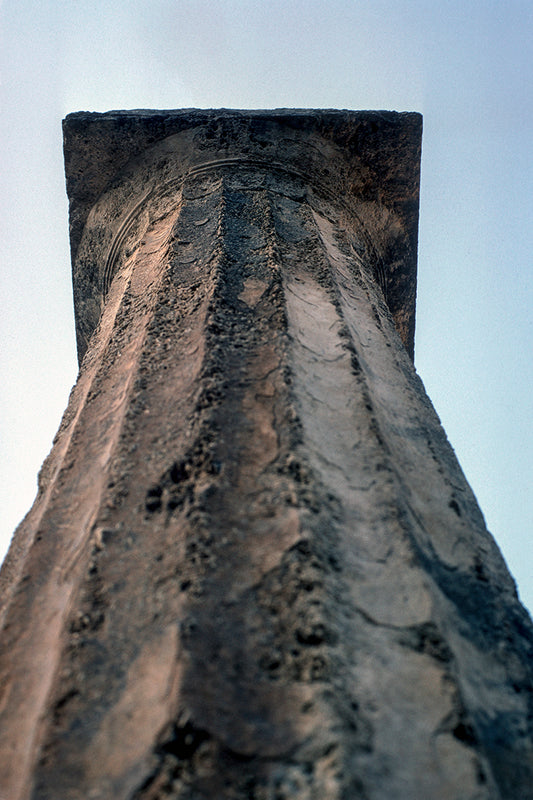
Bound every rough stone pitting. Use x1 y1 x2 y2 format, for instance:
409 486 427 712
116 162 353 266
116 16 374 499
0 109 532 799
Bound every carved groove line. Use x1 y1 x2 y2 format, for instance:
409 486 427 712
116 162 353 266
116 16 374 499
102 188 154 296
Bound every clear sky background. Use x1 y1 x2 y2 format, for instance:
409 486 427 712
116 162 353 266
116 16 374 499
1 0 532 613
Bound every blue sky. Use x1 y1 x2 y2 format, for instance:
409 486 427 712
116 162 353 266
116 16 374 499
1 0 532 612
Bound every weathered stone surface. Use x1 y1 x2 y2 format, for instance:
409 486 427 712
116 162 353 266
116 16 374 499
63 109 421 363
0 110 532 800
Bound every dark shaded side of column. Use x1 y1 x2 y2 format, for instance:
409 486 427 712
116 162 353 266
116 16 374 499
0 110 532 800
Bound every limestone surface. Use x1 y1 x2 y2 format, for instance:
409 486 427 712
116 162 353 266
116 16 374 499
0 110 532 800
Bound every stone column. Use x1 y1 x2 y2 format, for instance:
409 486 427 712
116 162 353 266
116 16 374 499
0 110 532 800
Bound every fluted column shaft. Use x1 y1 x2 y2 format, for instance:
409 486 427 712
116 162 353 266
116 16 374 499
0 111 532 800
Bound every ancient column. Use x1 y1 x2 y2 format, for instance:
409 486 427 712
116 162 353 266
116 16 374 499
0 110 532 800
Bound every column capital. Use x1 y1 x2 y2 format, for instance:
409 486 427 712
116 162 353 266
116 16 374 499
63 109 422 362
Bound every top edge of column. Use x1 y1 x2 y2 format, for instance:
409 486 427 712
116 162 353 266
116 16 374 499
63 107 422 234
63 108 421 189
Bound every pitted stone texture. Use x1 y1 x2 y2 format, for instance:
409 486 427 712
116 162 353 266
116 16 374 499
0 113 532 800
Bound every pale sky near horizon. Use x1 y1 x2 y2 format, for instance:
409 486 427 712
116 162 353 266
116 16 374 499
1 0 532 612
